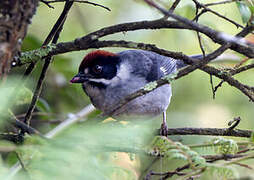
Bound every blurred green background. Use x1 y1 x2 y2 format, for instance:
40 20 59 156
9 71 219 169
4 0 254 179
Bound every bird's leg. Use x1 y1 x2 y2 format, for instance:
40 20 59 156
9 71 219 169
160 111 168 136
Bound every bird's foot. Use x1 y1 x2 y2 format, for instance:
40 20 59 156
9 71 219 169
160 122 168 136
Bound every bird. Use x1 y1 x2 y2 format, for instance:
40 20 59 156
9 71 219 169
70 49 201 136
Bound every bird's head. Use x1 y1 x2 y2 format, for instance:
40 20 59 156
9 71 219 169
70 50 120 87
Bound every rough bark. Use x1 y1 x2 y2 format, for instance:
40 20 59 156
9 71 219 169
0 0 38 78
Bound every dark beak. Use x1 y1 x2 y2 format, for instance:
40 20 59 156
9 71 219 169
70 73 88 83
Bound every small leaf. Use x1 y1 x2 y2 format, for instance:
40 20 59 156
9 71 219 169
16 86 33 105
250 131 254 142
236 2 252 24
36 98 51 112
245 0 254 13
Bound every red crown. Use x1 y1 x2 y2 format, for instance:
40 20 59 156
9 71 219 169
79 50 117 70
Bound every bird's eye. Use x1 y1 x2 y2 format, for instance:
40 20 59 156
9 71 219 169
92 65 103 74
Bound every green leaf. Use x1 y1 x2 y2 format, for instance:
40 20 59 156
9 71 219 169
236 2 252 24
250 131 254 142
245 0 254 13
211 137 238 154
16 86 33 106
37 98 51 112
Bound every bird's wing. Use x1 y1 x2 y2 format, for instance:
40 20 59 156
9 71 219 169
136 50 178 82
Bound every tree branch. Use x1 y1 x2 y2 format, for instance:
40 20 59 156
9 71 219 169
165 127 251 138
18 17 254 66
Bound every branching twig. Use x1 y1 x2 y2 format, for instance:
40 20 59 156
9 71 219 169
144 0 253 53
19 18 254 62
192 0 244 28
21 1 74 137
14 118 45 138
204 154 246 162
40 0 54 8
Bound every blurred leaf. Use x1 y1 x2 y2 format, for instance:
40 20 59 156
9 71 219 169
0 156 8 179
0 77 29 126
236 1 252 24
245 0 254 13
22 35 41 51
211 137 238 154
250 131 254 142
16 86 33 106
16 119 155 179
37 98 51 112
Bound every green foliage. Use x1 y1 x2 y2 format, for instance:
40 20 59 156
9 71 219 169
2 1 254 179
250 131 254 142
236 1 254 24
0 156 9 179
203 164 238 179
210 137 238 155
148 136 206 166
16 86 33 106
36 98 51 112
2 120 155 179
147 136 243 179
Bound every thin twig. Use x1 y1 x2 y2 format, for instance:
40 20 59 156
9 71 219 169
193 2 217 101
224 152 254 165
145 170 186 180
228 116 241 131
40 0 54 8
204 0 239 7
15 152 31 180
169 0 181 12
166 127 251 138
14 118 45 138
23 0 73 77
210 75 216 99
23 58 51 127
234 162 253 169
46 0 111 11
144 0 253 50
22 1 74 135
213 62 254 95
193 0 244 28
45 104 95 138
204 153 246 163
